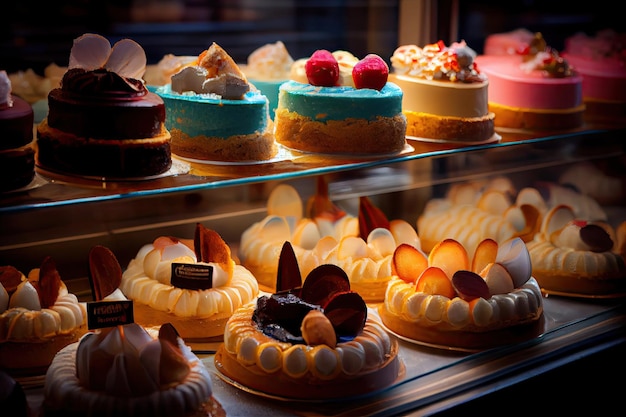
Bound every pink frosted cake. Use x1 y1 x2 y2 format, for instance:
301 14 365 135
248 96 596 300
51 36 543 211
476 30 584 131
561 29 626 124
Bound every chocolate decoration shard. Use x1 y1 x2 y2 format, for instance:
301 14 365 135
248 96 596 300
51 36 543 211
276 241 302 293
88 245 123 301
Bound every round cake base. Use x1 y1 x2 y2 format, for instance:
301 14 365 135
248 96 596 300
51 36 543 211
0 326 86 377
275 109 406 155
214 341 403 401
378 305 545 352
489 102 585 131
405 111 495 142
131 302 230 342
533 272 626 298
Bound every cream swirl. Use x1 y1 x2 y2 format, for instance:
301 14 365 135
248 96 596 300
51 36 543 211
0 282 86 341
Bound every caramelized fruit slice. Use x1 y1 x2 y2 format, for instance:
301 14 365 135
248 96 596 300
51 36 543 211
392 243 428 283
323 291 367 340
300 264 350 307
276 241 303 292
472 238 498 274
480 263 514 295
580 223 614 252
89 246 123 301
428 239 470 279
37 256 62 308
0 265 24 293
358 196 390 240
306 176 346 222
451 270 490 301
415 266 456 298
542 204 576 236
194 223 233 278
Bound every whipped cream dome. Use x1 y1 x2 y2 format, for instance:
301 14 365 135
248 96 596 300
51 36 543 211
121 241 258 318
1 279 85 341
44 323 213 416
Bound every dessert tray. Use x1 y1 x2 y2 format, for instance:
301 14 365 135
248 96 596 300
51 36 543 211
406 132 501 145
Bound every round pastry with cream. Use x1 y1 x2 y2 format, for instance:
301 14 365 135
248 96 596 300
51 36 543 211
43 322 224 417
379 237 544 351
239 180 420 301
390 40 495 142
121 223 259 341
0 258 87 377
526 205 626 297
215 242 401 400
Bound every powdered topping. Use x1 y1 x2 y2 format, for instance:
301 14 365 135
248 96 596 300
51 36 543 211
0 70 13 109
391 40 486 83
246 41 294 80
62 33 148 99
171 42 250 99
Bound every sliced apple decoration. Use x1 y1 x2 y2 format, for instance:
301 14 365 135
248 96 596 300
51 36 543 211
391 243 428 283
391 237 533 300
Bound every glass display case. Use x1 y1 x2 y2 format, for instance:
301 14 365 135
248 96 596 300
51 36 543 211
2 127 625 415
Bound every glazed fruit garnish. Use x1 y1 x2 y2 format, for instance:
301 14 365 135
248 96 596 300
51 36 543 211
352 54 388 90
305 49 340 87
158 323 191 385
253 241 367 345
193 222 234 278
358 195 391 240
37 256 62 309
88 245 123 301
416 266 455 298
391 243 428 283
392 237 532 300
306 176 346 222
0 266 23 294
276 240 303 292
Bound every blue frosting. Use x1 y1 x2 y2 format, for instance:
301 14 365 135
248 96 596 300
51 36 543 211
277 81 403 122
155 85 269 138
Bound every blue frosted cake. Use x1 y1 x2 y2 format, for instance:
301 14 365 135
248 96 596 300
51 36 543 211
274 50 406 155
155 42 276 162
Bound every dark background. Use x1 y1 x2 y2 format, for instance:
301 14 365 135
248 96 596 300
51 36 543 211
1 0 622 75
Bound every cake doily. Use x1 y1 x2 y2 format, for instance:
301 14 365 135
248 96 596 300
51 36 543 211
406 132 501 145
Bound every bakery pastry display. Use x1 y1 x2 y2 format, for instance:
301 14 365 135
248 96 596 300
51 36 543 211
0 258 87 377
239 179 420 301
0 70 35 192
475 30 584 131
121 223 259 341
526 205 626 297
561 29 626 125
379 237 544 351
559 161 626 206
389 40 495 142
215 241 401 400
43 322 225 417
36 33 172 178
155 42 277 162
8 63 65 123
242 40 294 120
417 177 608 259
274 49 407 154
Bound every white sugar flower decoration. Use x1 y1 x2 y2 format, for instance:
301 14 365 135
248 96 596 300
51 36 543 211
68 33 146 79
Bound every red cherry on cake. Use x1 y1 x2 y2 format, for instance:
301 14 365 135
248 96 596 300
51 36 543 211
305 50 340 87
352 54 389 91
